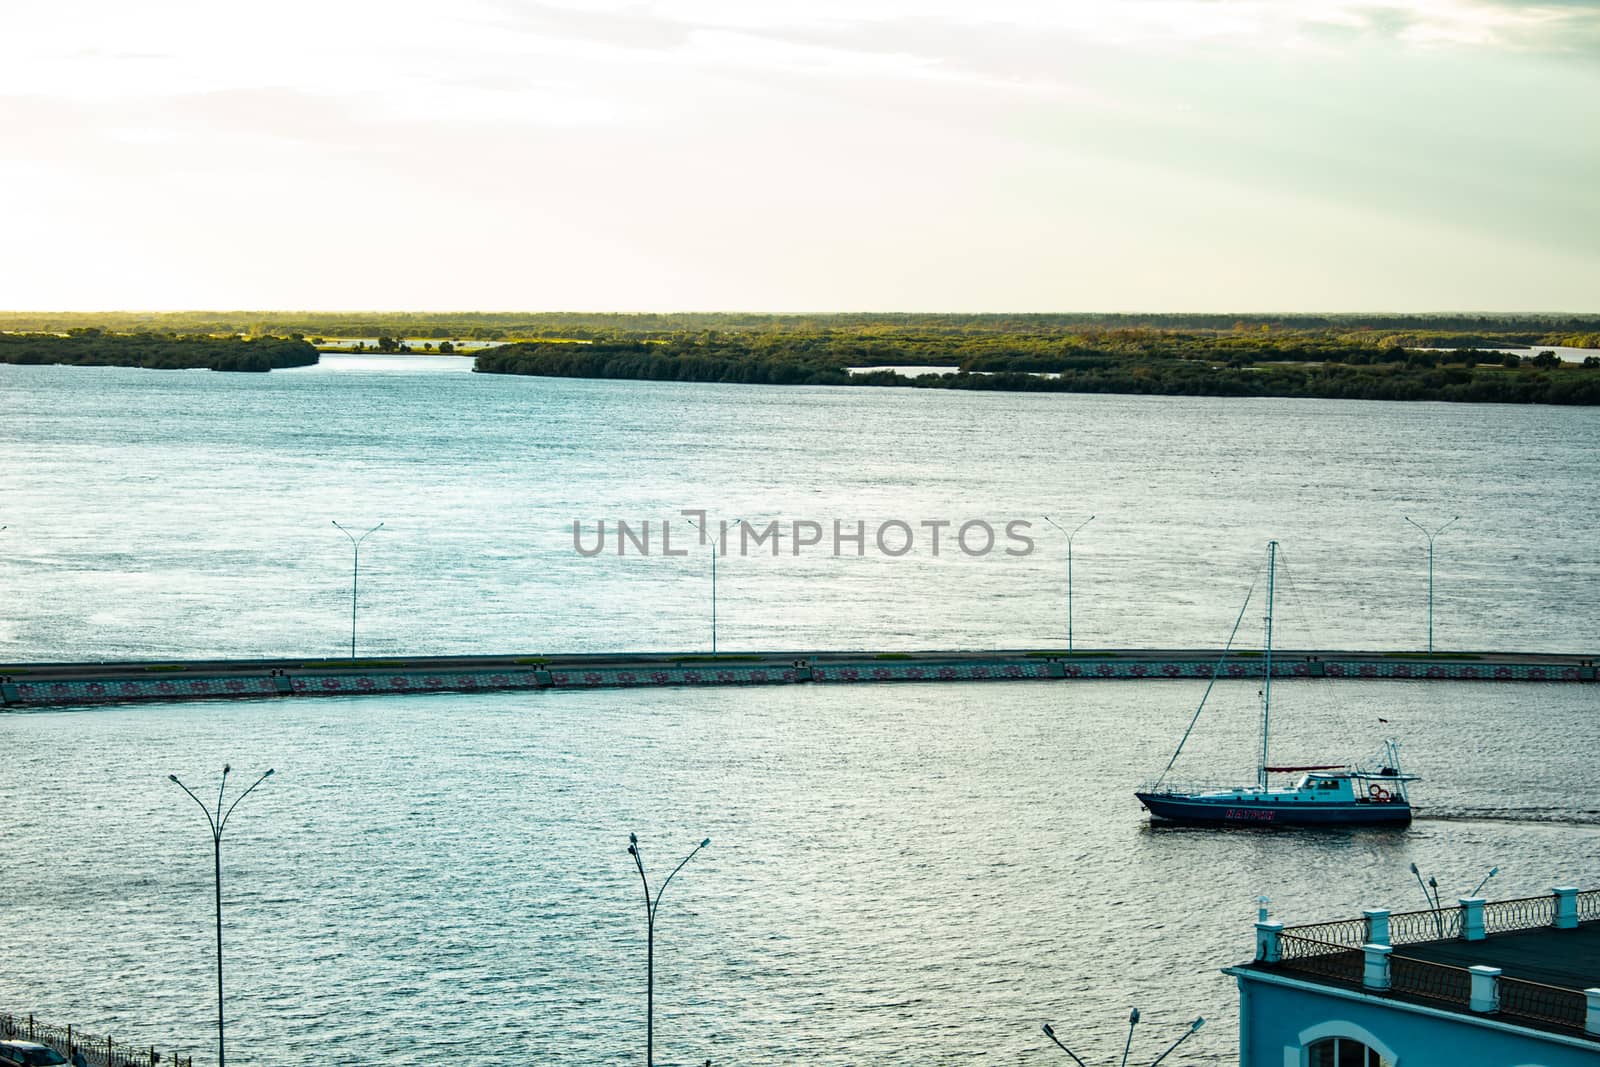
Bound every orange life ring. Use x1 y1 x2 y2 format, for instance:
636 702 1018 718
1368 783 1390 801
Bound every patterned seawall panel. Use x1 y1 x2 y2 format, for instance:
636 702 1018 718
1054 660 1580 681
812 661 1057 682
1323 661 1578 681
289 671 544 695
1058 660 1218 679
11 676 281 705
546 666 798 687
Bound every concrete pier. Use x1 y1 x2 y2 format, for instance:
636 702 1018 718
0 649 1593 709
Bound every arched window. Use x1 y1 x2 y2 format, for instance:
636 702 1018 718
1308 1036 1392 1067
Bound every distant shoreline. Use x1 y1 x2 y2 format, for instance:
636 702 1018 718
0 331 318 372
475 337 1600 405
4 317 1598 399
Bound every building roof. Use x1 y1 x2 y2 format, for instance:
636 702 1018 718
1236 892 1600 1044
1397 922 1600 990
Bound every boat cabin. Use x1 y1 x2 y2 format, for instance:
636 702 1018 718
1191 767 1412 806
1292 771 1405 804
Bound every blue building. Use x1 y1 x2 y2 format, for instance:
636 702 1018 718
1228 886 1600 1066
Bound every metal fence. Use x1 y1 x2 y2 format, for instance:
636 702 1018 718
1277 935 1364 984
1483 894 1556 934
1282 918 1368 950
0 1012 191 1067
1388 956 1472 1006
1284 890 1591 950
1275 941 1589 1037
1270 890 1600 1037
1499 977 1588 1032
1385 904 1463 944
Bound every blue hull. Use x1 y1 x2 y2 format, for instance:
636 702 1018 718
1135 792 1412 827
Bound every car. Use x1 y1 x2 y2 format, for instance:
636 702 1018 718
0 1041 69 1067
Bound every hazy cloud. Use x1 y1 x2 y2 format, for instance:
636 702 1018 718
507 0 1600 56
0 0 1595 309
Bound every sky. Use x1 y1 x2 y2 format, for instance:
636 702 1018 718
2 0 1597 312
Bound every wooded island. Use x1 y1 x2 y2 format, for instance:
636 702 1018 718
471 316 1600 405
0 329 318 372
3 313 1597 400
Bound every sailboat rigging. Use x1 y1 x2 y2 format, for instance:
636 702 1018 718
1135 541 1418 827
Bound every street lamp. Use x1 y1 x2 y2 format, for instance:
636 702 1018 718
169 765 275 1067
1410 862 1445 938
627 833 711 1067
1042 514 1094 651
685 517 741 655
1148 1018 1205 1067
1119 1007 1140 1067
332 520 383 660
1403 515 1458 655
1043 1012 1204 1067
1041 1023 1089 1067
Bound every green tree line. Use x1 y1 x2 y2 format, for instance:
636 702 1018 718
0 330 319 372
475 335 1600 405
3 311 1598 346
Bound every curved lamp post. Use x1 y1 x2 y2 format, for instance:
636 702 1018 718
1120 1007 1140 1067
1148 1017 1205 1067
169 765 274 1067
1041 1023 1089 1067
1410 861 1446 937
1042 514 1094 651
1403 515 1458 654
628 833 711 1067
332 520 383 660
1409 861 1499 933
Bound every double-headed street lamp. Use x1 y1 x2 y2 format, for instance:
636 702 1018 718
686 517 741 654
1410 861 1498 937
1042 514 1095 651
169 765 275 1067
1403 515 1459 654
1410 861 1445 937
332 520 383 660
628 833 711 1067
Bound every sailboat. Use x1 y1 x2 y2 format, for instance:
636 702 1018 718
1135 541 1417 827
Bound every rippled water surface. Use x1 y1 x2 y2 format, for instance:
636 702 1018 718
3 354 1598 658
2 356 1598 1064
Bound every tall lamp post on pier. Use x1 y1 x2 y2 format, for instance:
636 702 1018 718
686 517 741 654
169 765 274 1067
332 520 382 660
627 833 711 1067
1043 514 1094 651
1403 515 1458 654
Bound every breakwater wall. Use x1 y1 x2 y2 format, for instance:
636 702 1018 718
1 649 1594 709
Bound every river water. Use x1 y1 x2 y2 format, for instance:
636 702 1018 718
1 355 1598 1064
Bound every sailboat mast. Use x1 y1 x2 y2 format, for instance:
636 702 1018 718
1259 540 1277 791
